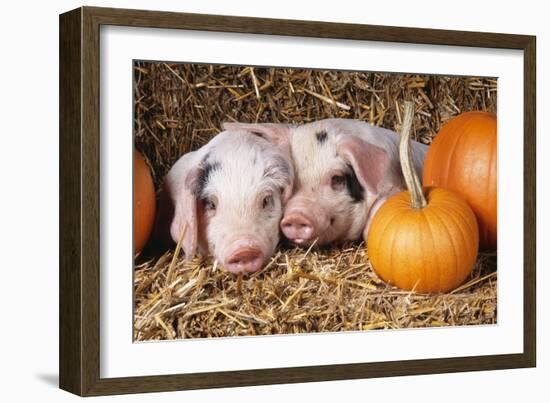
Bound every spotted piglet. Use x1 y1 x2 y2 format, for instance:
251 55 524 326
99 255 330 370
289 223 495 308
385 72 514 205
155 130 294 274
224 119 427 247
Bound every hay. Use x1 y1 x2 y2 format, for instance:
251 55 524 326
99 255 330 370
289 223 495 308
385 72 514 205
133 62 497 341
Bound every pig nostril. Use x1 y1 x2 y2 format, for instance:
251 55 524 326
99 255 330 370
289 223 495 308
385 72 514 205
330 217 335 225
229 254 259 264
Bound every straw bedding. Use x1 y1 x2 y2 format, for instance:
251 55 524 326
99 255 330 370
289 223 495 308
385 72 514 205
133 61 497 341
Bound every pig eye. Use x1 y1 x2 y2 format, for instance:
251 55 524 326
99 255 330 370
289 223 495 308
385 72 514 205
331 174 346 191
203 198 217 212
262 194 274 209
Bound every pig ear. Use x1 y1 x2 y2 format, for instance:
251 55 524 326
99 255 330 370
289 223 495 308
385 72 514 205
170 173 199 259
222 122 292 147
159 154 203 260
336 135 390 194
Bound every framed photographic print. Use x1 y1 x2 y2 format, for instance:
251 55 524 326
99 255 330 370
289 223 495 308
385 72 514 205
59 6 536 396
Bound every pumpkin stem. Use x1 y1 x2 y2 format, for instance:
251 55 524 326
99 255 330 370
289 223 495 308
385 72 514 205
400 101 427 209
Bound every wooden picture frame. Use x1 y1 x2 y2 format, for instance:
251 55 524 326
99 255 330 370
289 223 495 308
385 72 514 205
59 6 536 396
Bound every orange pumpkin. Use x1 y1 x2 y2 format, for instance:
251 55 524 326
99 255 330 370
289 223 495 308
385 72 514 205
423 112 497 249
134 150 156 254
367 102 479 293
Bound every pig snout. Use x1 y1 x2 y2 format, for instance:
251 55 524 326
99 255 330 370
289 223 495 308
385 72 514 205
281 212 315 244
223 240 265 274
281 200 330 245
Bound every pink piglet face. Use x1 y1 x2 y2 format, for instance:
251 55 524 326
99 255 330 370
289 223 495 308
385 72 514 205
156 130 294 274
197 136 292 274
280 125 375 246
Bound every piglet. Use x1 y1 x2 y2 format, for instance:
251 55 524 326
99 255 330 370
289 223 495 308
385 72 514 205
154 130 294 273
224 119 427 247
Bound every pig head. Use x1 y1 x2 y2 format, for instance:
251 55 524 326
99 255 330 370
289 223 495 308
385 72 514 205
154 130 294 273
224 119 427 246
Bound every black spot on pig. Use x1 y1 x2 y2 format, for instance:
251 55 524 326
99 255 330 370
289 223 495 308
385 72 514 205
345 165 364 203
315 130 328 144
195 155 221 197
